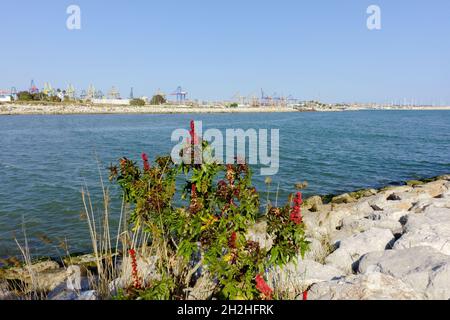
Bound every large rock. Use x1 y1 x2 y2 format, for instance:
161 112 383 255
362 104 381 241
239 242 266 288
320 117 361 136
308 273 423 300
325 228 395 273
303 196 323 212
414 180 449 198
63 254 100 268
33 269 70 292
331 193 357 204
303 237 332 263
49 289 98 300
267 257 343 299
358 247 450 300
187 272 216 300
406 180 424 187
363 187 431 213
303 206 353 241
394 205 450 255
337 216 402 239
77 290 98 300
408 197 450 214
349 189 378 200
437 175 450 181
0 260 68 293
379 186 413 194
47 266 92 300
63 253 118 270
366 208 408 223
349 201 375 216
1 260 60 280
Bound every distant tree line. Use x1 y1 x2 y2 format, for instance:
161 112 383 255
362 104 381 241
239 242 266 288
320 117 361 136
16 91 169 106
17 91 63 103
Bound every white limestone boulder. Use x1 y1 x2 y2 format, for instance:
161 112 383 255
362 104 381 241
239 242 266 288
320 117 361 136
358 247 450 300
308 272 423 300
394 205 450 255
325 228 395 273
267 257 343 299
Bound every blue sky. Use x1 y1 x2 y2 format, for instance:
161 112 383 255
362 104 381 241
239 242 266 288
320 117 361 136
1 0 449 104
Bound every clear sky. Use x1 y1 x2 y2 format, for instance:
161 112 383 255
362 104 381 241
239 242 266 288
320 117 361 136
1 0 449 104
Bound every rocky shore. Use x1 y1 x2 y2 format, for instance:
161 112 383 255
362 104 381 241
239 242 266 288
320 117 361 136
1 175 450 300
268 175 450 300
1 103 450 115
0 103 298 115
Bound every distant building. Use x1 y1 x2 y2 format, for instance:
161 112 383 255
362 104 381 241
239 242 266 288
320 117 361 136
0 94 12 102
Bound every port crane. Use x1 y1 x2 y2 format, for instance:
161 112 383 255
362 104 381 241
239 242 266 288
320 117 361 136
170 86 188 103
66 84 76 99
29 80 39 94
107 86 120 99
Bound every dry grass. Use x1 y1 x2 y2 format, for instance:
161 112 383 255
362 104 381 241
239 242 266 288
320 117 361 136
80 159 154 299
12 219 47 300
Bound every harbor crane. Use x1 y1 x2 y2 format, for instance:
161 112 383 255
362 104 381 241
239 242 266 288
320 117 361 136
66 84 76 100
170 86 188 103
260 89 273 106
87 85 97 100
29 80 39 94
43 83 55 96
107 86 120 99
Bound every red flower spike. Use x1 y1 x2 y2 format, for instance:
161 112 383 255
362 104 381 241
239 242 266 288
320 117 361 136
255 274 273 300
290 192 303 225
189 120 199 145
190 120 195 135
129 248 142 289
294 192 303 205
141 153 150 171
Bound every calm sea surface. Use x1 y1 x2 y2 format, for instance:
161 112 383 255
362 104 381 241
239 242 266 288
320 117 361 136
1 111 449 258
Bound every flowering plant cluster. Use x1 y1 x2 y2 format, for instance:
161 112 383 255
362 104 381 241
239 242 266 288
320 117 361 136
109 121 309 300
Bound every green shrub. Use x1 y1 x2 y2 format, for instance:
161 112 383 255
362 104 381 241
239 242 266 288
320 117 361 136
130 98 146 106
17 91 33 101
150 94 166 105
109 121 309 300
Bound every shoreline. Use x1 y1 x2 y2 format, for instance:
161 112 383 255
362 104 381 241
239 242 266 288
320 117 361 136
0 174 447 260
2 174 450 300
0 174 448 263
1 173 449 300
1 103 450 116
